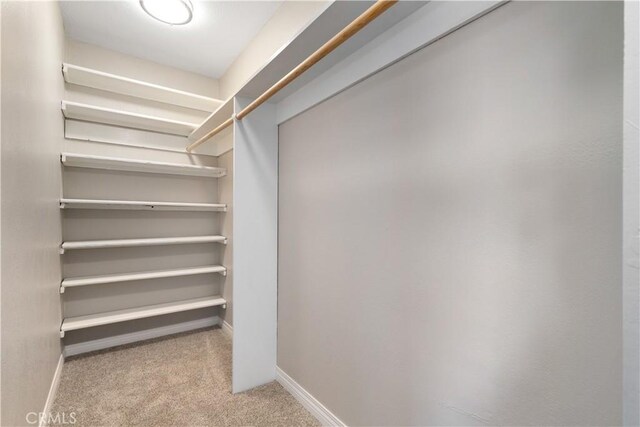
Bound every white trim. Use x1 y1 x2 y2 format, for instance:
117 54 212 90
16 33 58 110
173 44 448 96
221 320 233 338
40 354 64 427
63 316 220 357
277 1 504 124
276 367 346 427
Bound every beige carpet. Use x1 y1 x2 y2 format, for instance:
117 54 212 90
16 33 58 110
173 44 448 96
51 327 319 427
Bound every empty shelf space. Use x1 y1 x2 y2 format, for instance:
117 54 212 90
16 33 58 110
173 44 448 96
189 97 234 145
61 101 198 136
60 198 227 212
61 153 226 177
61 265 226 292
60 235 227 254
62 63 223 112
60 296 226 336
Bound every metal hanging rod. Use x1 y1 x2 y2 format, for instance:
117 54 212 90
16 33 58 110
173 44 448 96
186 0 398 153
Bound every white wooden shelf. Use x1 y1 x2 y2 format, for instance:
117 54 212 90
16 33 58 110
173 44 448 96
188 97 234 146
63 63 223 112
61 101 198 136
60 198 227 212
60 296 226 337
61 153 226 177
60 235 227 254
60 265 226 293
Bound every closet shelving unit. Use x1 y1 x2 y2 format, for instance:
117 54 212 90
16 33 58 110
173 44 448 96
62 63 223 111
60 265 227 293
60 65 228 339
61 152 226 177
187 97 235 156
60 296 227 337
61 101 199 136
189 98 233 143
58 0 424 390
60 198 227 211
60 235 227 254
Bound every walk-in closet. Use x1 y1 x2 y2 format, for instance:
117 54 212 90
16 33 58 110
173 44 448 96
1 0 638 426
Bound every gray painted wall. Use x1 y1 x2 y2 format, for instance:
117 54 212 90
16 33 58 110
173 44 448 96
278 2 623 425
1 1 65 424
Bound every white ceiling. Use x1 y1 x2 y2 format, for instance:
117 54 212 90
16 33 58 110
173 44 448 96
60 0 283 79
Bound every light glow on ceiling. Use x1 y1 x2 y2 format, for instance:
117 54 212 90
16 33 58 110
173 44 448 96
140 0 194 26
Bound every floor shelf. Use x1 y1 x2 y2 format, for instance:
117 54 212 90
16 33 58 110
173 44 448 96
60 296 227 337
61 101 199 136
61 265 226 292
61 153 226 177
63 63 223 112
60 235 227 254
60 198 227 212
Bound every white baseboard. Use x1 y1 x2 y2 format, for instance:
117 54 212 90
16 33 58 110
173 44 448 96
40 354 64 427
276 367 346 426
63 316 220 357
221 320 233 338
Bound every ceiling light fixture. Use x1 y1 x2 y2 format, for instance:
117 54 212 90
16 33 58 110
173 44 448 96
140 0 193 26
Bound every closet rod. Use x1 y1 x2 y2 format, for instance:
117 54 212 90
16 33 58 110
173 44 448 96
186 0 398 153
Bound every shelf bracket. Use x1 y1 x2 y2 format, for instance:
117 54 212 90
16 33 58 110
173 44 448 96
222 304 227 309
59 247 65 255
60 286 65 294
60 330 65 338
